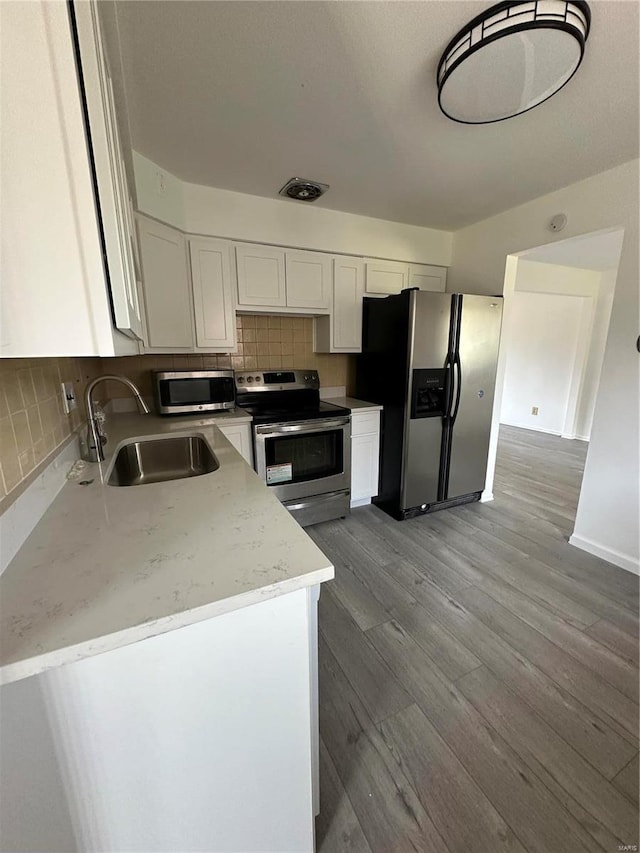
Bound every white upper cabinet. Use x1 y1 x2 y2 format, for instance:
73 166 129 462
189 238 237 352
408 263 447 292
0 0 138 357
285 250 331 312
236 244 332 313
314 257 364 353
73 0 144 341
364 259 447 296
332 257 365 349
137 217 193 350
364 259 410 295
236 244 286 308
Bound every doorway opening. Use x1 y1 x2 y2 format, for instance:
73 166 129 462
486 228 624 539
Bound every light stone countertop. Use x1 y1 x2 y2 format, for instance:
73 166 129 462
0 413 334 686
321 396 383 413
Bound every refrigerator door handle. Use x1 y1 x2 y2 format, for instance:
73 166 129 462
451 353 462 424
443 354 455 419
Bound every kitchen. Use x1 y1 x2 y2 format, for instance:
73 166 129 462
1 1 639 852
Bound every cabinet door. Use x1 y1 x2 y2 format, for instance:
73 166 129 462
72 1 143 340
189 238 237 352
332 257 364 350
285 250 331 311
137 217 193 349
351 432 380 502
236 244 286 308
364 260 410 295
408 264 447 292
1 0 129 357
218 424 254 467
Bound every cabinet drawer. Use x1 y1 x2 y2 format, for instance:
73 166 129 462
351 411 380 436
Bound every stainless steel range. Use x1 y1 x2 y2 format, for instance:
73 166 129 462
235 369 351 527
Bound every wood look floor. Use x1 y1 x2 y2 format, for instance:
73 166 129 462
309 425 639 853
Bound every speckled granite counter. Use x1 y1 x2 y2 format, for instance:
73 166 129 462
0 413 334 685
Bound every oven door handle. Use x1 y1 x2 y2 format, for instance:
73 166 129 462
255 417 351 436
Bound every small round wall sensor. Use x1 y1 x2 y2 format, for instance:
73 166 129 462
548 213 567 232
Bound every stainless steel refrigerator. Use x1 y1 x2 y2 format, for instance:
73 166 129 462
355 289 503 519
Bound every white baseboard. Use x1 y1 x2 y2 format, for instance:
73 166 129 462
568 533 639 575
500 420 562 436
501 421 590 442
0 439 80 575
351 497 372 508
480 491 494 503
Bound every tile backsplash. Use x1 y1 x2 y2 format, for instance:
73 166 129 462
99 315 355 401
0 315 355 507
0 357 103 505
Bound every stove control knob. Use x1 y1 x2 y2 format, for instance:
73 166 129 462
246 376 253 383
255 375 261 382
237 376 244 384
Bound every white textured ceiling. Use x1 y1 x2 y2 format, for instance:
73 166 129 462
111 0 640 230
520 229 625 270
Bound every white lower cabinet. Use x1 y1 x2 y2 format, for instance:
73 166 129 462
350 410 381 507
218 423 254 468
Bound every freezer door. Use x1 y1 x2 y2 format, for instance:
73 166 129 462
409 291 454 368
447 295 503 500
401 291 453 510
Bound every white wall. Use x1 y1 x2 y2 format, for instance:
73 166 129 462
500 259 615 440
133 152 453 266
576 267 616 439
501 291 588 435
449 159 639 573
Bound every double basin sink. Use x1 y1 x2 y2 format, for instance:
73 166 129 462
108 435 219 487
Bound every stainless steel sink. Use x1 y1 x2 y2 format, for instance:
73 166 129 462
108 435 219 486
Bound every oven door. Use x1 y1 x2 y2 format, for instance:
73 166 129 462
254 416 351 502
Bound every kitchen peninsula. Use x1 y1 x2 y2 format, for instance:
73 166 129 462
0 413 333 853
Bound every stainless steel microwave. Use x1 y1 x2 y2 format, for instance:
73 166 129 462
153 370 235 415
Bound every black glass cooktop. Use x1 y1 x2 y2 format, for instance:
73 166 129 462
238 400 350 426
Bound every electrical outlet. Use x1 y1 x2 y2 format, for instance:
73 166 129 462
531 406 539 416
61 382 77 415
156 170 166 196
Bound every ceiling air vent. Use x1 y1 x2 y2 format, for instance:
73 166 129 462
279 177 329 202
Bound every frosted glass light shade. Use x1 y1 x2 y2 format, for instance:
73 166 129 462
437 1 590 124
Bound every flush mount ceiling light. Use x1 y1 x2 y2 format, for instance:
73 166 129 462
437 1 591 124
279 178 329 202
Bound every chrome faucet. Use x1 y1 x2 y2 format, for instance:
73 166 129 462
83 375 150 462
